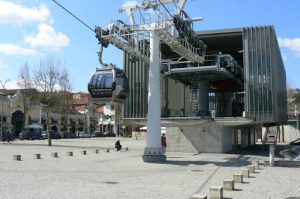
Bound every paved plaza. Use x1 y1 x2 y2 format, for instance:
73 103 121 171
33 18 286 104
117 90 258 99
0 138 299 199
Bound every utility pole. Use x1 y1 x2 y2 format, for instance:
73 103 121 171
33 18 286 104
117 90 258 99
0 79 10 141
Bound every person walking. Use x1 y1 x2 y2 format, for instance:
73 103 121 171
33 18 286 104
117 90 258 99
115 139 122 151
161 133 166 148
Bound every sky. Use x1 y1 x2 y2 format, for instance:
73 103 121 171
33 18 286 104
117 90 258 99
0 0 300 92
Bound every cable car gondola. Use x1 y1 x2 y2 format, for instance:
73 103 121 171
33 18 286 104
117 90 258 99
88 64 129 104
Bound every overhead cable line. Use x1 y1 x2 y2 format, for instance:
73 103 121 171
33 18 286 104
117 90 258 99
157 0 173 18
52 0 95 33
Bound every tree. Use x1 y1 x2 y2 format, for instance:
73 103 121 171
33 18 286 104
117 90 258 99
56 68 72 132
17 63 34 135
33 56 70 146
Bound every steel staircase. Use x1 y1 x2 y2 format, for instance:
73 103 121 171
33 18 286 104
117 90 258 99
189 80 199 116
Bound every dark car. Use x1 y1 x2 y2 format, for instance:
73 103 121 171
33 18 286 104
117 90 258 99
289 138 300 145
1 130 14 141
19 130 42 140
60 131 77 138
41 131 61 139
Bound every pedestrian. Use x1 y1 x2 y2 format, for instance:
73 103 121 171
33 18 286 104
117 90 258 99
161 133 166 148
115 139 122 151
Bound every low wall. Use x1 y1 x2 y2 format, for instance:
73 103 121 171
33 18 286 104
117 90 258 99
166 120 234 153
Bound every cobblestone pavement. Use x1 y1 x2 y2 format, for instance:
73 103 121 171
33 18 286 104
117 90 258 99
0 138 299 199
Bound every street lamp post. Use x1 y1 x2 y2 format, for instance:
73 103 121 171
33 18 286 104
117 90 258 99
0 79 10 141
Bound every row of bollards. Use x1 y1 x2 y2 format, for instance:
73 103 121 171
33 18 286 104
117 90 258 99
192 160 263 199
12 147 125 161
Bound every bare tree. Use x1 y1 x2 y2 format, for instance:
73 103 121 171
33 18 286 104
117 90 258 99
33 56 70 146
57 68 72 132
17 63 34 134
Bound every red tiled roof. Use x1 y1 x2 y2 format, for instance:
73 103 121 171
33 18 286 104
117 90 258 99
72 98 90 105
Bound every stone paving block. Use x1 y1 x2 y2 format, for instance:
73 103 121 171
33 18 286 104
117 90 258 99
223 179 234 190
33 154 41 159
209 186 223 199
233 173 243 183
191 194 207 199
241 169 249 178
13 155 21 161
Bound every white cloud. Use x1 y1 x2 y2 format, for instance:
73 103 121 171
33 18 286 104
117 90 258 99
0 60 8 69
0 0 50 25
278 37 300 57
121 1 139 9
24 23 70 50
0 43 38 56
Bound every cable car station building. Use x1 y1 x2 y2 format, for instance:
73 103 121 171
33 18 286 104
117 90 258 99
123 26 287 153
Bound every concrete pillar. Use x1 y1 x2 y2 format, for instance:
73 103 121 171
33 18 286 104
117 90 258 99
209 186 223 199
223 179 234 190
191 194 207 199
240 128 249 148
269 144 275 166
247 165 255 173
241 169 249 178
13 155 21 161
67 151 73 156
51 152 58 158
33 154 41 159
233 173 243 183
215 92 232 117
142 30 166 162
198 81 209 116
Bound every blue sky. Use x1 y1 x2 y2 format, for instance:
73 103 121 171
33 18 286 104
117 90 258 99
0 0 300 91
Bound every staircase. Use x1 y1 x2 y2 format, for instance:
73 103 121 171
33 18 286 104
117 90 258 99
189 81 199 116
263 126 279 145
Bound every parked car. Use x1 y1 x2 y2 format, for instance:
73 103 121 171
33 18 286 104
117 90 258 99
41 131 61 139
77 131 91 138
289 138 300 145
19 130 42 140
60 131 77 138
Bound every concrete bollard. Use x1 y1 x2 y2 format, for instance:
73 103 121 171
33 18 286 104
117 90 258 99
233 173 243 183
125 147 128 151
191 194 207 199
253 161 260 170
33 154 41 159
94 149 99 154
81 150 87 155
67 152 73 156
51 152 58 158
241 169 249 178
209 186 223 199
223 179 234 191
247 165 255 173
107 148 110 153
13 155 21 161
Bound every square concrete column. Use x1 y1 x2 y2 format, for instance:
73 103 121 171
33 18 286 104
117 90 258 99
81 150 87 155
209 186 223 199
67 151 73 156
233 173 243 183
191 194 207 199
223 179 234 190
241 169 249 178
